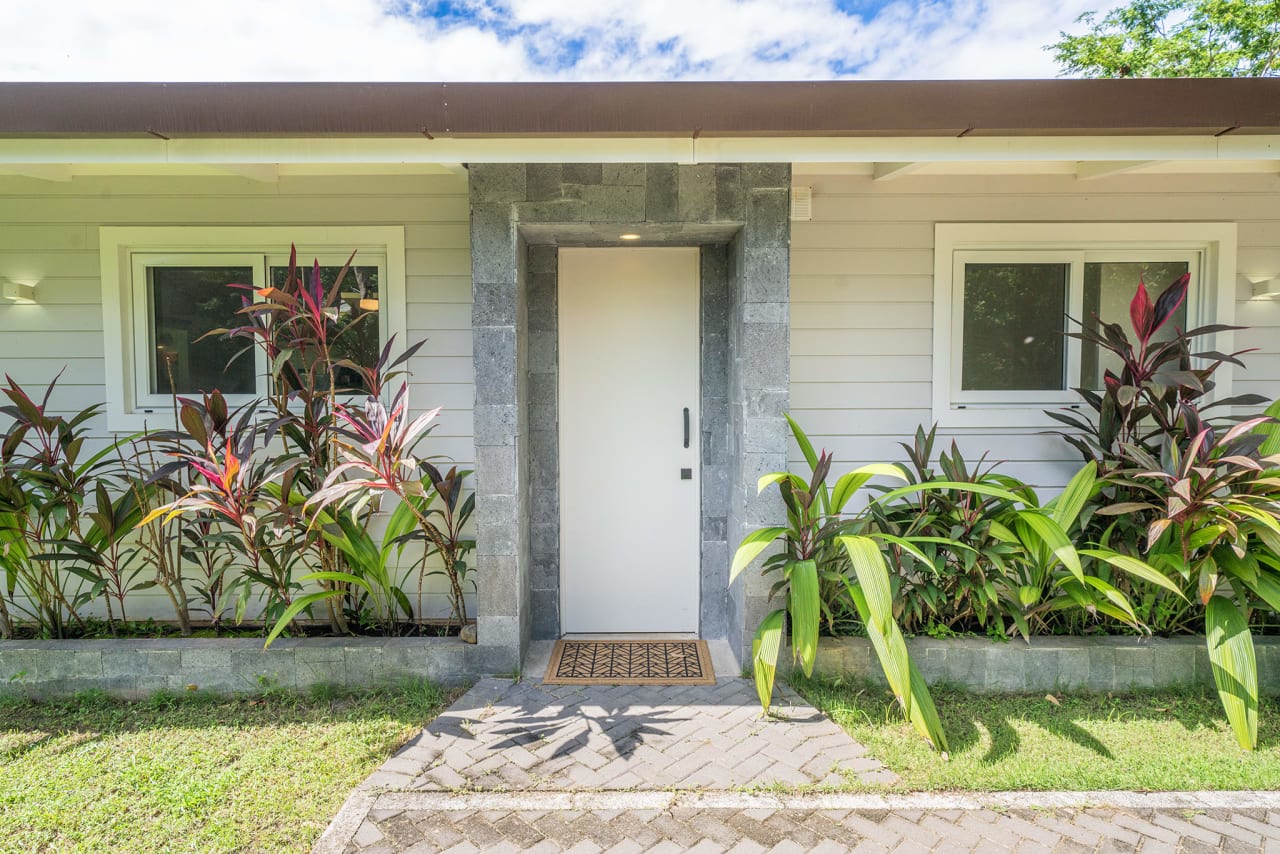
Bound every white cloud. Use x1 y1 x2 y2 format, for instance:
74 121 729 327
2 0 1118 81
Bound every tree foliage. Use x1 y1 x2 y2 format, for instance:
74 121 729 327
1051 0 1280 77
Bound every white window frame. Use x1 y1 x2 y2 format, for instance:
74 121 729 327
130 252 267 410
100 226 407 432
933 222 1237 430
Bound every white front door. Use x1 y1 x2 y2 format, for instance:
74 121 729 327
558 247 700 634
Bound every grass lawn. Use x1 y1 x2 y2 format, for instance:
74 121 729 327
792 676 1280 792
0 681 453 854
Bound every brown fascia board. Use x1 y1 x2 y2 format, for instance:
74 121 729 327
0 79 1278 138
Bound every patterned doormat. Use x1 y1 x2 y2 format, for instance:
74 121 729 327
543 639 716 685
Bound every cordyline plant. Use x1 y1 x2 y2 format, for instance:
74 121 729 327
141 399 307 627
1048 272 1265 469
732 418 1177 755
731 416 951 754
1098 404 1280 750
868 426 1027 636
300 384 474 632
869 427 1180 641
1045 271 1280 749
0 374 126 637
132 390 242 632
206 246 388 635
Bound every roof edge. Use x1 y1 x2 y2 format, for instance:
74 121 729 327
2 80 1279 138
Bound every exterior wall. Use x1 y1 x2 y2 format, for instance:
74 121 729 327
789 172 1280 489
0 172 474 620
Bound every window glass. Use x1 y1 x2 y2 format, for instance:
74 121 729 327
268 264 381 393
961 263 1069 392
1081 261 1190 390
148 265 255 396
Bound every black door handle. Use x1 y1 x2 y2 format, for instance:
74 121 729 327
683 407 690 449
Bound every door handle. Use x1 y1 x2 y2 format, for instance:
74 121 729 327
683 407 690 449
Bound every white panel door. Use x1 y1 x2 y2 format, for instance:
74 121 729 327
559 247 700 634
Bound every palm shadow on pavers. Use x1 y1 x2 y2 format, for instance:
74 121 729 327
374 675 895 794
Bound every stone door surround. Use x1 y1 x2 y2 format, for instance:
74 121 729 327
468 163 791 671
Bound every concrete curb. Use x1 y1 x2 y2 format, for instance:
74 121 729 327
311 788 377 854
365 788 1280 814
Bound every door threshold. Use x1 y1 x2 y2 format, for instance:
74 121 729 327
561 632 699 640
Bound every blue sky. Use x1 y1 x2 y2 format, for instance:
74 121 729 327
5 0 1117 81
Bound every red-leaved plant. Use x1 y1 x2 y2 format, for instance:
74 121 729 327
302 386 475 630
142 400 307 627
1048 272 1265 467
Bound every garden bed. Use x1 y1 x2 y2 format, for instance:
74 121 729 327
807 635 1280 694
0 636 496 699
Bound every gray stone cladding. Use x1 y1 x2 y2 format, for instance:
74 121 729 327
809 635 1280 693
469 163 791 669
0 637 494 700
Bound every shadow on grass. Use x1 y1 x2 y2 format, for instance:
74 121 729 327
790 674 1276 760
942 704 1115 764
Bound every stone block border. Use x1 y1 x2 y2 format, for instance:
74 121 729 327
0 637 499 700
810 635 1280 694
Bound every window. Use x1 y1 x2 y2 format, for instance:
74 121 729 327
101 227 406 431
933 223 1237 429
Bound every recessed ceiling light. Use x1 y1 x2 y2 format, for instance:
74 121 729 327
619 233 641 241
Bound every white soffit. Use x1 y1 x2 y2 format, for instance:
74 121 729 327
0 135 1276 177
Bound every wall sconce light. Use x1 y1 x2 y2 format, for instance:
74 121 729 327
1 279 36 304
1250 276 1280 299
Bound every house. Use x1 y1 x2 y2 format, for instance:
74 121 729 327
1 80 1278 673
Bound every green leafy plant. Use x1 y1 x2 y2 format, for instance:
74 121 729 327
1098 404 1280 749
39 480 147 628
730 416 950 754
263 498 421 646
864 424 1176 641
307 386 475 629
873 459 1170 638
0 375 126 637
868 426 1028 636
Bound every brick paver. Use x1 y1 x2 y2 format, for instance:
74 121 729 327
333 796 1280 853
314 675 1280 853
388 676 891 792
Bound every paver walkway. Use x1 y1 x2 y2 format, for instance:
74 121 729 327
316 675 1280 853
328 791 1280 852
363 677 894 793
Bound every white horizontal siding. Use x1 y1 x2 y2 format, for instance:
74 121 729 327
0 172 474 452
790 171 1280 492
0 173 474 622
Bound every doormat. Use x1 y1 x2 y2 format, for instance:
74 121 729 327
543 639 716 685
